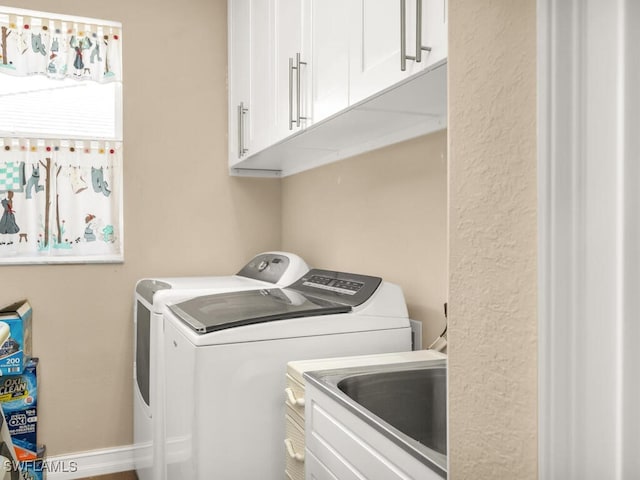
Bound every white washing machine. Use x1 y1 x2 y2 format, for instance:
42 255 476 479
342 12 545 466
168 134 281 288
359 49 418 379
133 252 308 480
162 269 412 479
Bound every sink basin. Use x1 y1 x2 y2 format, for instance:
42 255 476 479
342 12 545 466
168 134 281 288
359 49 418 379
337 366 447 455
305 357 447 477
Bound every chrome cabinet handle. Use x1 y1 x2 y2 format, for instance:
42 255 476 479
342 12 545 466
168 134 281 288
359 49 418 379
401 0 407 71
237 103 242 157
237 102 248 158
288 58 294 130
289 53 307 129
400 0 431 70
415 0 432 63
295 53 308 127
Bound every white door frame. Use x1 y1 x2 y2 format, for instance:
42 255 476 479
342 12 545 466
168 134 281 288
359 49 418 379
538 0 640 478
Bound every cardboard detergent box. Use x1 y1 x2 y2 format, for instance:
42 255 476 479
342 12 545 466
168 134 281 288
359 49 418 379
0 358 38 461
19 444 46 480
0 300 32 376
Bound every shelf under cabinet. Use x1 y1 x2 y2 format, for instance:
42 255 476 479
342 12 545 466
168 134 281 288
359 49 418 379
230 59 447 178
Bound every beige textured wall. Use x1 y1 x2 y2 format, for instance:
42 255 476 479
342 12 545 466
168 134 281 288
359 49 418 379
448 0 537 478
282 132 448 347
0 0 282 455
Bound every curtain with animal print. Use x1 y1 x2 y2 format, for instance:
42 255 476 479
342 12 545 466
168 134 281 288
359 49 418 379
0 139 122 263
0 13 121 82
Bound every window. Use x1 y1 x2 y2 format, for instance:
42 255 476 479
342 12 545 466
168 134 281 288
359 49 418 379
0 7 123 264
0 75 120 140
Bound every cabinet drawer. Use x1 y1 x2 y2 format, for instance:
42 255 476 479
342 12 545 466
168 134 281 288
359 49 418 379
285 414 306 480
307 396 443 480
305 450 340 480
287 403 305 430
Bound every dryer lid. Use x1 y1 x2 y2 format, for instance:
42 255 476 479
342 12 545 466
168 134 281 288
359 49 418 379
169 288 351 334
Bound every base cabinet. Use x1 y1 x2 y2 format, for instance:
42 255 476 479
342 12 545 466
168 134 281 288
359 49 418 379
305 383 444 480
306 450 340 480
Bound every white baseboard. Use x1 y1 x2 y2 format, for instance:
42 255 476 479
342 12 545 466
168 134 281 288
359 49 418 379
46 444 135 480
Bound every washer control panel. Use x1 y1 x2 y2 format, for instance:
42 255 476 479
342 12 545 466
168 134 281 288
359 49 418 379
302 274 365 296
290 269 382 307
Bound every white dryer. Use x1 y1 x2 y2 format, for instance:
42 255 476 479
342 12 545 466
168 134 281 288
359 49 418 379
162 269 412 480
133 252 308 480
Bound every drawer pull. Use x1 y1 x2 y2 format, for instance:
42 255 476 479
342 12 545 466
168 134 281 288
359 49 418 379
289 53 308 129
285 387 305 406
284 438 305 462
400 0 432 70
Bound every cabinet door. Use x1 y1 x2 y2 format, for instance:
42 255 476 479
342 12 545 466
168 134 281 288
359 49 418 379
305 450 340 480
273 0 309 143
308 0 354 123
349 0 447 106
349 0 413 105
228 0 272 166
247 0 273 154
228 0 250 165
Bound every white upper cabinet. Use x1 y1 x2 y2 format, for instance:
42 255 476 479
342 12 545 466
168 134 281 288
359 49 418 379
307 0 354 124
248 1 273 154
350 0 409 105
227 0 448 176
228 0 272 166
350 0 448 105
228 0 250 163
273 0 310 143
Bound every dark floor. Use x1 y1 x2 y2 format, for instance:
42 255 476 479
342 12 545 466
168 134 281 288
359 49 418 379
79 472 138 480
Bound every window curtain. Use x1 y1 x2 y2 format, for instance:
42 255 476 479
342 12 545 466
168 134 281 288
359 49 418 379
0 13 121 83
0 139 122 263
0 8 123 264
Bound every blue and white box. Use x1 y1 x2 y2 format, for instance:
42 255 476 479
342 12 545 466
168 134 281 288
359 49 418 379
0 300 32 376
19 444 46 480
0 358 38 461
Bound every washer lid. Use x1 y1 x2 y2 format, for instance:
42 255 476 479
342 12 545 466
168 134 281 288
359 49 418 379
169 288 351 334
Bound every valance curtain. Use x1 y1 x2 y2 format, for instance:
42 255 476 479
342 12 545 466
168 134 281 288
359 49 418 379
0 12 121 83
0 139 122 263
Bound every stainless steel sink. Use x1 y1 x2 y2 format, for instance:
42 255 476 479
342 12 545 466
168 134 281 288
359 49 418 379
337 366 447 455
305 357 447 478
